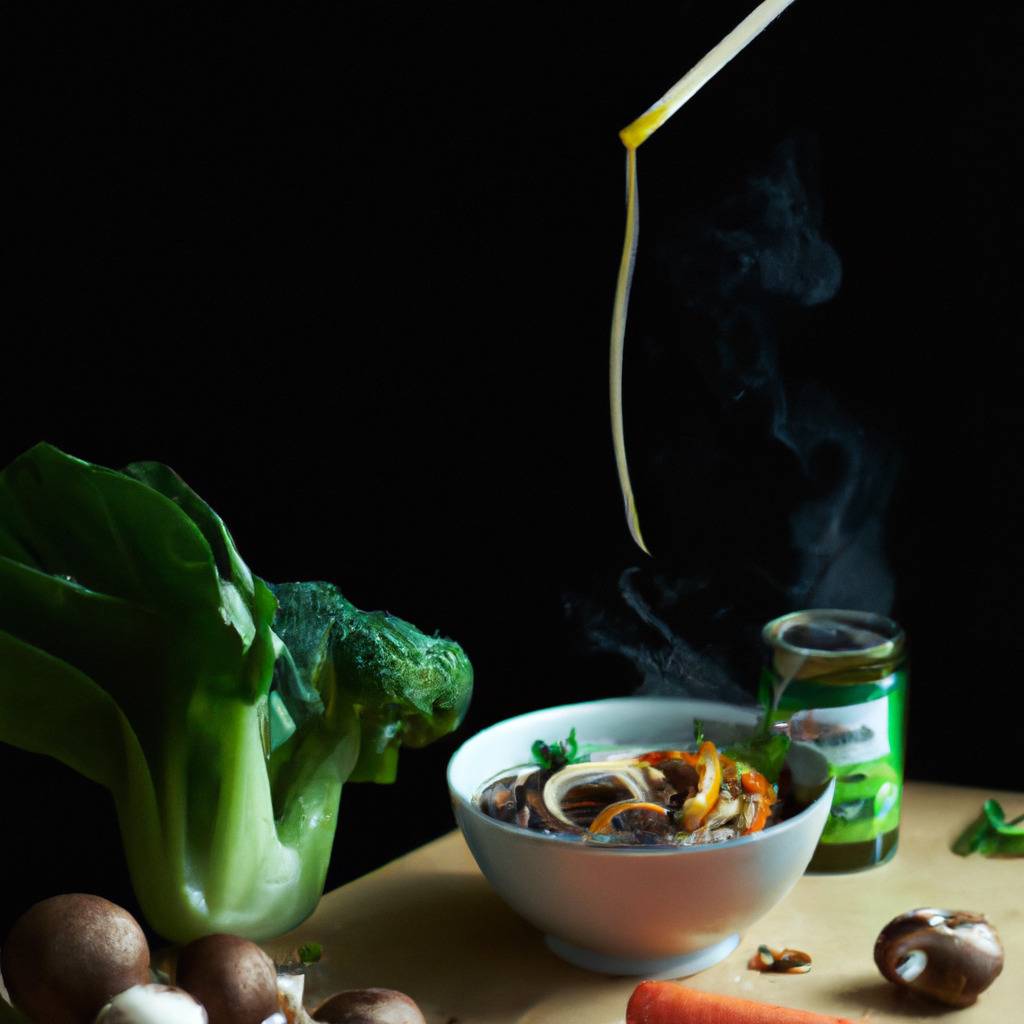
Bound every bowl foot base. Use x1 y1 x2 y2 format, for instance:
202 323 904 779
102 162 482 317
543 931 740 978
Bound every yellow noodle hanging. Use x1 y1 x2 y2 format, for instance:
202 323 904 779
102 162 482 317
609 0 800 553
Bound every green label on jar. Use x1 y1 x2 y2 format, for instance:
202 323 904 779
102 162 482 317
761 668 907 845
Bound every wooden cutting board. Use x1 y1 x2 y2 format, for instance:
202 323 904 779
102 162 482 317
269 782 1023 1023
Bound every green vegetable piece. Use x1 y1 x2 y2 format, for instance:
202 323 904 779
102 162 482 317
0 444 472 942
693 719 705 746
722 688 790 785
531 727 583 771
727 731 790 786
953 799 1024 857
269 581 473 784
298 941 323 965
953 805 994 856
723 711 790 785
565 727 579 763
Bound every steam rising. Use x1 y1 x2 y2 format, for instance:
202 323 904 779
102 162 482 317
785 385 899 613
580 569 752 704
572 140 898 700
658 139 842 457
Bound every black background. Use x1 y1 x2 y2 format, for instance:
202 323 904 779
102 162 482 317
3 4 1021 938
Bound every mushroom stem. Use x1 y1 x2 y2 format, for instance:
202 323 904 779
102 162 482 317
894 950 927 983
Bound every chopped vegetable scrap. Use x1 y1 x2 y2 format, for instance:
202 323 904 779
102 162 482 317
626 980 854 1023
297 943 323 967
747 944 812 974
953 799 1024 857
479 731 783 847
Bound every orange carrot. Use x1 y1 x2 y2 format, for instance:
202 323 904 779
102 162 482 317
626 981 855 1024
681 741 722 831
588 800 669 834
740 770 776 835
638 749 699 767
743 800 771 835
740 770 767 795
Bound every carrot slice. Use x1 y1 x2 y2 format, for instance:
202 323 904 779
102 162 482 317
588 800 669 834
743 799 771 835
740 769 776 835
638 749 699 767
741 770 768 795
681 741 722 832
626 981 854 1023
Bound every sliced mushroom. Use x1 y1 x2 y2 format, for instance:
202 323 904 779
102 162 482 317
475 773 519 823
874 908 1004 1007
659 759 699 796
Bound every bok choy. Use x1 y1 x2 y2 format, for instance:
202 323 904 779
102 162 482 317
0 444 472 943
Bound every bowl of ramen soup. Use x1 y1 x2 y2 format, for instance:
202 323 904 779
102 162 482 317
447 697 834 977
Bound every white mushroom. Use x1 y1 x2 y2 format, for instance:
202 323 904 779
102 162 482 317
94 985 207 1024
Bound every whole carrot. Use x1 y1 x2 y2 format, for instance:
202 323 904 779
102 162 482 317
627 981 855 1024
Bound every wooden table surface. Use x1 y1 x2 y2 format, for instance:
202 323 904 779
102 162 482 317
270 782 1023 1023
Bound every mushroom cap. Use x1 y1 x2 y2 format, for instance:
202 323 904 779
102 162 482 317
312 988 426 1024
874 908 1004 1007
1 893 151 1024
175 934 279 1024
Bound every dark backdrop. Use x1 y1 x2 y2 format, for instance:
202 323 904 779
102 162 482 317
3 4 1019 936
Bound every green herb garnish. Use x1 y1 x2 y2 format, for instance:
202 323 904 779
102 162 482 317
953 799 1024 857
724 731 789 786
532 727 583 770
693 719 705 746
298 941 323 965
723 694 790 785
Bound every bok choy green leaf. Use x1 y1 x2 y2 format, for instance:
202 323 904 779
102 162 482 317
0 444 472 943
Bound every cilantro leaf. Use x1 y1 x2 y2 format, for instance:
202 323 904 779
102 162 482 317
531 727 583 770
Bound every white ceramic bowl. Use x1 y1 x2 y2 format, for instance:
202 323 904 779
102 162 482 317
448 697 834 977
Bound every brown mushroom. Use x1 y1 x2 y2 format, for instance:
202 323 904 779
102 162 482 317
874 908 1004 1007
312 989 426 1024
175 934 279 1024
660 759 699 797
0 893 151 1024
